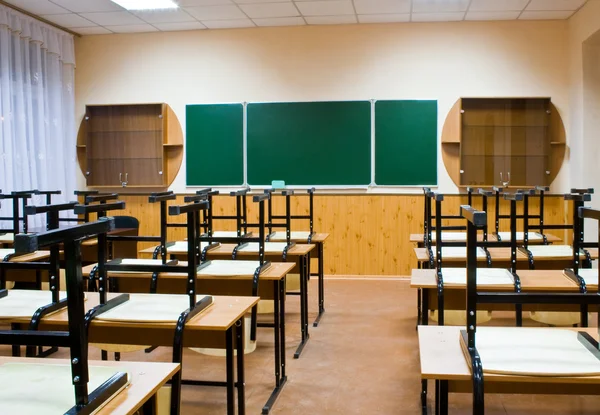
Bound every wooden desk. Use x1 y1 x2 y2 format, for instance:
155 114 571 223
9 293 258 415
267 231 329 327
409 232 561 245
413 247 597 270
0 357 179 415
141 242 315 359
83 260 294 414
0 250 51 287
0 232 13 246
418 326 600 415
411 269 592 325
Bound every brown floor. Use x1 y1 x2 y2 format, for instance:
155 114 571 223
2 279 600 414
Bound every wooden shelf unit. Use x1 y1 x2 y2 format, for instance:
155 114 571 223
441 98 566 188
76 103 183 191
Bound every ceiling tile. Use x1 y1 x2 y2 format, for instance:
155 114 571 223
519 10 575 19
80 11 146 25
41 13 97 27
526 0 587 11
106 24 159 33
4 0 68 15
185 4 247 19
132 9 196 23
353 0 410 14
240 2 299 18
465 11 521 20
49 0 124 13
412 0 470 13
295 1 354 16
201 18 255 28
469 0 529 12
253 16 305 26
153 21 207 30
304 15 357 24
177 0 233 5
411 12 465 22
358 14 410 23
72 26 113 35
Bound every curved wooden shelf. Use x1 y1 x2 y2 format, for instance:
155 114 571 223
76 103 183 192
441 98 566 188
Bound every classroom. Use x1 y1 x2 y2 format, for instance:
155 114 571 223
0 0 599 414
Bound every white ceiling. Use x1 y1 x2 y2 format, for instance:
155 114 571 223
3 0 590 35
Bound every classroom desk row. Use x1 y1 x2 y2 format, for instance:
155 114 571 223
140 240 315 355
82 259 294 412
413 247 599 270
409 231 562 246
5 292 257 415
411 268 599 325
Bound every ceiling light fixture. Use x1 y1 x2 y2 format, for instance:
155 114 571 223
110 0 178 11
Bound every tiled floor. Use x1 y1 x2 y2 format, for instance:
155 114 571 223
2 278 600 414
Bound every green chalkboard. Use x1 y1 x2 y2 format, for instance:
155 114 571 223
186 104 243 186
375 100 437 185
247 101 371 186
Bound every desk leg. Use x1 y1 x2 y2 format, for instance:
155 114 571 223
262 279 287 414
422 289 429 326
226 326 235 415
313 241 325 327
294 254 309 359
421 379 428 415
435 380 448 415
236 318 245 415
141 393 157 415
11 323 20 357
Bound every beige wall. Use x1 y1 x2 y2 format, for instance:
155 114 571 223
74 20 570 193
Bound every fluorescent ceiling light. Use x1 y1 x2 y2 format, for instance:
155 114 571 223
111 0 178 10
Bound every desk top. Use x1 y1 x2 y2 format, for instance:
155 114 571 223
411 269 580 291
410 232 562 244
0 233 13 243
8 292 258 332
418 325 600 384
208 243 314 256
82 260 295 281
0 357 178 415
142 242 315 257
267 231 329 243
409 232 562 244
414 247 597 262
0 250 50 262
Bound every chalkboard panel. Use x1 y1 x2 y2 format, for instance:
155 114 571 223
247 101 371 186
186 104 243 186
375 100 437 185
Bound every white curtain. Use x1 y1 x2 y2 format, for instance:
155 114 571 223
0 5 76 231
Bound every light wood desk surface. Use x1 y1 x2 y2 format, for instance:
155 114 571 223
141 243 315 257
268 232 329 243
0 357 179 415
82 261 295 282
410 269 581 291
208 243 314 257
419 325 600 384
2 250 50 262
409 233 561 244
414 247 597 263
8 292 258 333
0 233 13 244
